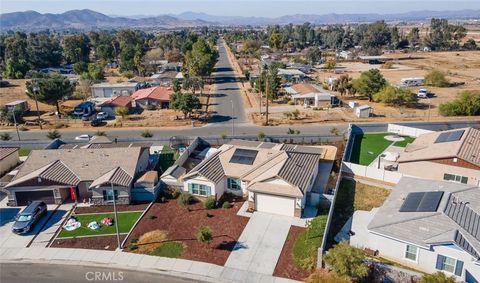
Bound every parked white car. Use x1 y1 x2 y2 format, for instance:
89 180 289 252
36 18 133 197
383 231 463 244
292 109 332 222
417 89 429 98
74 134 93 141
96 112 108 120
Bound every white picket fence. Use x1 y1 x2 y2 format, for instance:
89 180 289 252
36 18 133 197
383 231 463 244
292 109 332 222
342 161 404 184
387 124 434 137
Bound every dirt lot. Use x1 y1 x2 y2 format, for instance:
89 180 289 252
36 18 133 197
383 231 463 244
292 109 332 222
125 197 249 266
273 226 312 281
51 235 127 251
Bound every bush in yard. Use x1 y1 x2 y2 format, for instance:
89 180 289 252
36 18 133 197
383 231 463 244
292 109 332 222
196 225 213 246
439 90 480 116
177 192 193 206
146 104 157 111
141 130 153 138
135 230 167 254
222 202 232 209
203 196 216 209
115 106 129 119
424 70 450 87
150 242 184 258
257 131 266 140
306 269 351 283
18 126 29 131
373 85 418 107
96 130 106 136
420 272 456 283
46 129 61 140
323 241 369 281
162 187 180 199
0 132 11 141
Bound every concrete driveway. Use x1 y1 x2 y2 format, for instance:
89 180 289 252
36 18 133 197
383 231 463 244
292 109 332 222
225 212 292 275
0 197 71 249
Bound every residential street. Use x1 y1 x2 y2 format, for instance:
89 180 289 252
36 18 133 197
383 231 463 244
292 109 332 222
0 263 200 283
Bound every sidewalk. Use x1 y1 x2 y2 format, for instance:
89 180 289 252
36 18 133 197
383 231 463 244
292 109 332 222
0 247 299 283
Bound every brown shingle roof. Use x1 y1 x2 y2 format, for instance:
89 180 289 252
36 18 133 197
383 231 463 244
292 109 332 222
6 160 81 187
99 96 133 108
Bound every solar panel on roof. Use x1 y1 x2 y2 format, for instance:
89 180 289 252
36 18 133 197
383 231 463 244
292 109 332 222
229 148 258 165
399 191 444 212
434 130 465 143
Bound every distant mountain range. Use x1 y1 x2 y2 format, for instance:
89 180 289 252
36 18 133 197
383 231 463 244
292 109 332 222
1 9 479 31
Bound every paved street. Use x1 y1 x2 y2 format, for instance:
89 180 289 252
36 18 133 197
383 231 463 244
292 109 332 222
0 262 198 283
210 39 248 125
225 212 292 275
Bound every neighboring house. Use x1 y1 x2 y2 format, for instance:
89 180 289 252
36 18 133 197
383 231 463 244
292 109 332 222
4 147 150 206
98 96 134 117
5 100 30 113
182 140 336 217
350 177 480 283
287 63 312 73
150 71 180 86
277 68 306 82
131 86 173 109
91 82 140 98
0 147 19 177
284 83 338 108
398 128 480 186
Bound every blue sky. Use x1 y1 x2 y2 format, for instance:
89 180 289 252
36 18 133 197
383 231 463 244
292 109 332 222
2 0 479 17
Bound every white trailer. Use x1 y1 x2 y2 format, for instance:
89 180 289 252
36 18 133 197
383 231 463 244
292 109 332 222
400 77 424 87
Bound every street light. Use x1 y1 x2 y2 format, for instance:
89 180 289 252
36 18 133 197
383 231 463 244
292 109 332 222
10 107 21 141
30 79 42 130
110 182 121 250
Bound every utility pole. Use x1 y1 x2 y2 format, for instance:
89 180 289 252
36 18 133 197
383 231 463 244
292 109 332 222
11 108 20 141
32 79 42 130
111 182 121 250
265 70 269 126
231 100 235 137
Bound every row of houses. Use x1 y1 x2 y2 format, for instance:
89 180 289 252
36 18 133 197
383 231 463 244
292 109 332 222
340 126 480 282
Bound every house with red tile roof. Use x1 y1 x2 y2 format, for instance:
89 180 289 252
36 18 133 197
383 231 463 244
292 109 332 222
131 86 173 109
98 95 134 117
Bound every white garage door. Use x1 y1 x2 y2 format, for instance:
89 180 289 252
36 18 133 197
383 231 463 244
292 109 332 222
255 193 295 216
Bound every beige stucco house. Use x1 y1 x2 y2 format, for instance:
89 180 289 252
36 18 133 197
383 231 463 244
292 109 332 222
398 127 480 186
4 147 149 206
182 140 336 217
0 147 19 177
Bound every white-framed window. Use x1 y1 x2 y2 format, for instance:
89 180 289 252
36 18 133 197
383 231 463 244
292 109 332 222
443 173 468 184
404 244 418 261
188 183 211 196
436 254 463 276
227 178 241 190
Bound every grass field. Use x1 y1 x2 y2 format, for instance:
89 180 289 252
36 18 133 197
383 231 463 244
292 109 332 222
292 214 328 270
58 211 142 238
393 136 416 148
18 148 31 157
349 133 393 165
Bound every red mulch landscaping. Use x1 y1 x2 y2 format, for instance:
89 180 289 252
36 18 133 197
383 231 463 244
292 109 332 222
125 198 249 266
51 235 127 251
273 226 312 281
74 203 149 214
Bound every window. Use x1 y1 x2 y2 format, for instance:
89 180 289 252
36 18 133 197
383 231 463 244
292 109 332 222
436 254 464 276
227 178 241 190
404 245 418 261
102 190 118 201
188 183 211 196
443 173 468 184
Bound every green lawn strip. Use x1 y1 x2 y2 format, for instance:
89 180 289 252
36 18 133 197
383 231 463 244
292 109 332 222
349 133 393 165
150 241 184 258
57 211 142 238
292 214 328 270
18 148 32 157
393 136 415 147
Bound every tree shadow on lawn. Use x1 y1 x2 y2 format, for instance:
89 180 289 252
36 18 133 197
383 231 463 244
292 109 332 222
135 234 237 249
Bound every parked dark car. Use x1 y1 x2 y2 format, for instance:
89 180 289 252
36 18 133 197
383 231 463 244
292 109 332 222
12 201 47 234
90 118 102 127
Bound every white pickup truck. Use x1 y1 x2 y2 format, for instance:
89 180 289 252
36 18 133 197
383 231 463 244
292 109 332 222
417 89 430 98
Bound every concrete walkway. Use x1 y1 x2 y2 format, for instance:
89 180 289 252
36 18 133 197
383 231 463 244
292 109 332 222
0 247 298 283
225 212 292 275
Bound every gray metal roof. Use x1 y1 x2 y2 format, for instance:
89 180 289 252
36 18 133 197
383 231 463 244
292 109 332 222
458 127 480 167
90 167 133 188
278 152 320 193
0 147 19 161
184 151 224 184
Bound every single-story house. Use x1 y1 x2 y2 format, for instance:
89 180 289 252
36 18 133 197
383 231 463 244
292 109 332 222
4 147 149 206
149 71 180 86
350 177 480 282
5 100 30 113
287 63 312 74
277 68 306 83
91 82 140 98
131 86 173 109
398 127 480 186
285 83 337 108
182 140 336 217
0 147 19 177
98 95 134 117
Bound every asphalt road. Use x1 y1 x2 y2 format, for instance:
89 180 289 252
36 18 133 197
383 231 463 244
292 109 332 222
0 262 204 283
210 39 247 126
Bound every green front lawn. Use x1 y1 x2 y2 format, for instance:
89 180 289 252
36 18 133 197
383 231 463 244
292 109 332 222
393 136 416 147
292 214 328 270
18 148 32 157
58 212 142 238
150 241 184 258
349 133 393 165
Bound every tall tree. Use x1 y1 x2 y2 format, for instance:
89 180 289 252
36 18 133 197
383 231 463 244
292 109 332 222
353 69 387 101
305 47 322 65
63 34 91 64
170 92 201 119
26 73 74 114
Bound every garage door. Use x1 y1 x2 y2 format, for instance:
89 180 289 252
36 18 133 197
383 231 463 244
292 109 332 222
15 191 55 206
255 193 295 216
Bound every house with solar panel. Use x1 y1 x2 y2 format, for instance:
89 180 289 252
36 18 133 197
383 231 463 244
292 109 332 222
182 140 337 217
398 127 480 186
349 177 480 283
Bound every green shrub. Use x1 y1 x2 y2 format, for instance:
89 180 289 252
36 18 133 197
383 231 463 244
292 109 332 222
46 130 61 140
424 70 450 87
18 126 29 131
141 130 153 138
203 197 216 209
177 192 193 206
222 202 232 209
439 90 480 116
54 122 68 129
162 187 180 199
96 130 106 136
128 243 138 251
196 225 213 246
148 215 157 220
373 86 418 107
0 132 11 141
